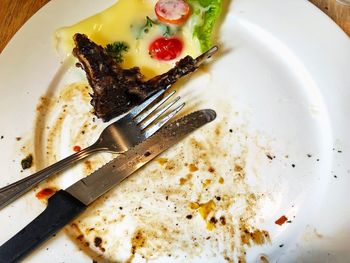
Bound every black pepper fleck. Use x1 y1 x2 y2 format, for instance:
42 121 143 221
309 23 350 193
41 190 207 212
307 154 312 158
291 164 296 168
229 129 233 133
210 217 218 224
0 136 3 139
219 216 226 225
266 154 275 160
279 244 284 248
186 215 193 219
144 151 151 157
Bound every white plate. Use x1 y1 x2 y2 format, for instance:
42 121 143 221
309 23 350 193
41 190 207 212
0 0 349 262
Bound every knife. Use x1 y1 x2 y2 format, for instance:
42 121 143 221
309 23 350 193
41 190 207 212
0 109 216 263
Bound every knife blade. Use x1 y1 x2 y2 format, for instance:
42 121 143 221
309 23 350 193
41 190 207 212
0 109 216 263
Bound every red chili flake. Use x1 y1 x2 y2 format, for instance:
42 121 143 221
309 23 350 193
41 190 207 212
275 215 288 226
36 188 56 200
73 145 81 152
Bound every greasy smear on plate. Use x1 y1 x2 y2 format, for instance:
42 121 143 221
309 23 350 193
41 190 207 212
34 82 272 262
34 82 115 191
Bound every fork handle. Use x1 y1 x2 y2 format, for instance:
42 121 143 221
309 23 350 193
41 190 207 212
0 145 98 210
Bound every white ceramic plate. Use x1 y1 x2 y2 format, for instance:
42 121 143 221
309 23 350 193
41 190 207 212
0 0 349 262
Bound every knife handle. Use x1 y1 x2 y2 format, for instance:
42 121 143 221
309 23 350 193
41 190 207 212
0 190 86 263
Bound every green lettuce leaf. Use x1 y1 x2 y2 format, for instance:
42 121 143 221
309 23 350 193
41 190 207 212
188 0 223 52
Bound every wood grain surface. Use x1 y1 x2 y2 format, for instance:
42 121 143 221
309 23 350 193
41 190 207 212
0 0 349 53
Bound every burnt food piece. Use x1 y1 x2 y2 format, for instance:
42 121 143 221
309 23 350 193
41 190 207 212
72 33 199 122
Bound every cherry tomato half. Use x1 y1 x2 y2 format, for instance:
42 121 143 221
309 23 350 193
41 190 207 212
155 0 190 25
149 37 183 61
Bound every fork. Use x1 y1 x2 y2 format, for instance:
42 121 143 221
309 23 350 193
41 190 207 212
0 87 185 210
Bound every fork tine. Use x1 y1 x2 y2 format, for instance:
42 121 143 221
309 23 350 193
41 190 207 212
134 90 176 124
127 85 171 118
139 96 181 130
143 102 185 138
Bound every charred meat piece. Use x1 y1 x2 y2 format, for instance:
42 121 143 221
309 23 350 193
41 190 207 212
73 33 217 121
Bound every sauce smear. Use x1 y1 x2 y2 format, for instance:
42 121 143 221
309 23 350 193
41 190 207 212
36 188 56 200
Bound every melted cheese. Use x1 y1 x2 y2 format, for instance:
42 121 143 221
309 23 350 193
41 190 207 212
54 0 200 78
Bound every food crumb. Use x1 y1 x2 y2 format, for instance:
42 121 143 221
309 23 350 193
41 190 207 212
179 177 187 185
189 163 198 172
219 216 226 225
198 200 216 220
94 237 102 247
15 137 21 141
202 179 212 188
275 215 288 226
189 202 200 210
21 154 33 170
157 158 168 165
260 255 269 263
307 154 312 158
219 177 224 184
234 165 243 172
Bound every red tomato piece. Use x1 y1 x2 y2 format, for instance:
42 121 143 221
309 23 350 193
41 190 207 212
155 0 190 25
149 37 183 61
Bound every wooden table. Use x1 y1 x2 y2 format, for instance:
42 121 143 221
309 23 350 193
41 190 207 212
0 0 349 53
